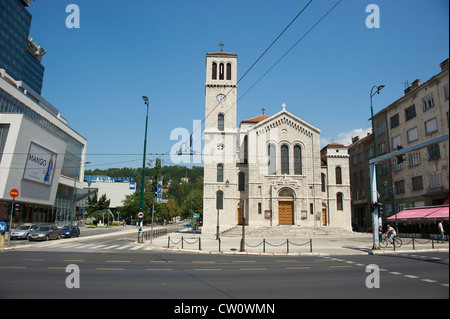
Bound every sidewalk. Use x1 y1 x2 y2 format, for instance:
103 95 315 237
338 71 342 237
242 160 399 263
141 227 450 256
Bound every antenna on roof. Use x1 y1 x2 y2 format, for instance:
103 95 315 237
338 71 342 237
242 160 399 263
401 80 410 88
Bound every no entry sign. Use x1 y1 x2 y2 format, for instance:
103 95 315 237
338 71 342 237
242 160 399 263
10 189 19 198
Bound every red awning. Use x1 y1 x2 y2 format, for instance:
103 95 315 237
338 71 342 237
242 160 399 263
424 207 449 221
387 206 448 222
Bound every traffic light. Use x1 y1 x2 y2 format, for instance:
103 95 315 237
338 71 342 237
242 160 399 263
378 203 384 216
396 154 405 165
370 202 376 212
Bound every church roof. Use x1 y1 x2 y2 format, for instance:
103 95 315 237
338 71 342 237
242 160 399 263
241 114 270 123
206 51 237 57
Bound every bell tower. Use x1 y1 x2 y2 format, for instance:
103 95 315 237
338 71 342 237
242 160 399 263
202 45 238 236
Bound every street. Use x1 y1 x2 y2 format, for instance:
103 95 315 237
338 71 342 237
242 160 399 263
0 229 448 300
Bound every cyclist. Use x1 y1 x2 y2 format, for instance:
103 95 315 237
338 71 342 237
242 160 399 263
384 224 397 244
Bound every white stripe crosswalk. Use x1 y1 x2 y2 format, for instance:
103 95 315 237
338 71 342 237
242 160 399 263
47 242 148 252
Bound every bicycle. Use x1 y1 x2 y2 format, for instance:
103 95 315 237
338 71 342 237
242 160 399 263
381 235 402 248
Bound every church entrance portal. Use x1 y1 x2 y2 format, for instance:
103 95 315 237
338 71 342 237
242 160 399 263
278 187 295 225
278 201 294 225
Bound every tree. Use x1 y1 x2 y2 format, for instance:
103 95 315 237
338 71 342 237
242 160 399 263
181 188 203 219
86 193 110 214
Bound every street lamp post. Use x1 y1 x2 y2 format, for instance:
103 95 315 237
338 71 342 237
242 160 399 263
138 96 150 243
370 85 384 250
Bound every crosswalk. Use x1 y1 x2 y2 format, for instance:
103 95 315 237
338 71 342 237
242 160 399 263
42 242 154 252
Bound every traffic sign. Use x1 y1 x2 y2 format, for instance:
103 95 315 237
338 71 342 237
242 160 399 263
137 212 144 219
0 222 7 233
10 189 19 198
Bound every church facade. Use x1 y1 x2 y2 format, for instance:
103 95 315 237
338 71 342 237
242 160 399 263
202 50 351 236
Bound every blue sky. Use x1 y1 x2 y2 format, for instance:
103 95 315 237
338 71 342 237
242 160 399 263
27 0 449 170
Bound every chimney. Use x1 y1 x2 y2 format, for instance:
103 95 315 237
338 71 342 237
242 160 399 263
440 58 449 72
352 136 359 144
404 79 420 95
411 79 420 89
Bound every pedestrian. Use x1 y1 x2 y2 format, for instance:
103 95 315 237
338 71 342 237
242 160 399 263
438 221 445 243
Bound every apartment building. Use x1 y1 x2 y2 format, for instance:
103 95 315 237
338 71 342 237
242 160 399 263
373 60 449 220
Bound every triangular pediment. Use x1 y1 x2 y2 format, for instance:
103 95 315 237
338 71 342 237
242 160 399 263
243 108 320 138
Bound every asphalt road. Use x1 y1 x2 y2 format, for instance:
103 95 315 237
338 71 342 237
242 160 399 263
0 242 448 300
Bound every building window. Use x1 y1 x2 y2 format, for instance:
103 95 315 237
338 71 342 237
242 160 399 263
409 152 421 166
0 124 10 164
378 142 386 154
218 113 224 131
268 144 276 175
411 176 423 191
422 95 435 111
430 172 443 188
395 180 405 194
321 173 326 192
335 167 342 185
336 193 343 211
219 63 224 80
425 118 438 135
393 157 403 171
444 85 449 100
212 62 217 80
367 147 374 159
390 114 400 128
391 135 402 151
407 127 419 143
258 203 262 215
379 162 388 175
216 191 223 210
281 145 289 175
377 123 385 135
217 164 223 182
427 144 440 160
405 104 416 121
226 63 231 80
238 172 245 191
294 145 302 175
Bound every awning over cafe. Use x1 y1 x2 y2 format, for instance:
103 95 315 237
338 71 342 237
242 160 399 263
387 206 449 222
424 207 449 221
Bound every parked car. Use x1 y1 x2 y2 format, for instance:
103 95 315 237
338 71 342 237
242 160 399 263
61 225 80 238
27 226 61 241
10 224 40 240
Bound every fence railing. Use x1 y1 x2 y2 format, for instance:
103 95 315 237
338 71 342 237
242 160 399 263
168 236 201 250
141 228 167 241
165 235 445 254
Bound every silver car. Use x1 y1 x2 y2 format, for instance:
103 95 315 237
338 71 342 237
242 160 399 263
10 224 40 240
28 226 61 241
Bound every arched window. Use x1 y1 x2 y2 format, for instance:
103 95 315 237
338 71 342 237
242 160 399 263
219 63 224 80
336 192 343 211
238 172 245 191
281 145 289 175
212 62 217 80
268 144 276 175
216 191 223 210
226 63 231 80
217 164 223 182
218 113 224 131
243 135 248 164
294 145 302 175
335 167 342 185
321 173 326 192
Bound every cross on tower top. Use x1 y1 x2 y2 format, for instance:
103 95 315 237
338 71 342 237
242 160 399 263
261 107 266 115
219 42 224 52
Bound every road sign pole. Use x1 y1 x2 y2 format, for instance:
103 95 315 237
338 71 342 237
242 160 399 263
8 198 14 248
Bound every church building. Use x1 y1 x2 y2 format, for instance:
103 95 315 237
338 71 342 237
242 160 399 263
202 48 351 236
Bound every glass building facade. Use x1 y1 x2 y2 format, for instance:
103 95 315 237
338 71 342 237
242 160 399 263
0 0 45 94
